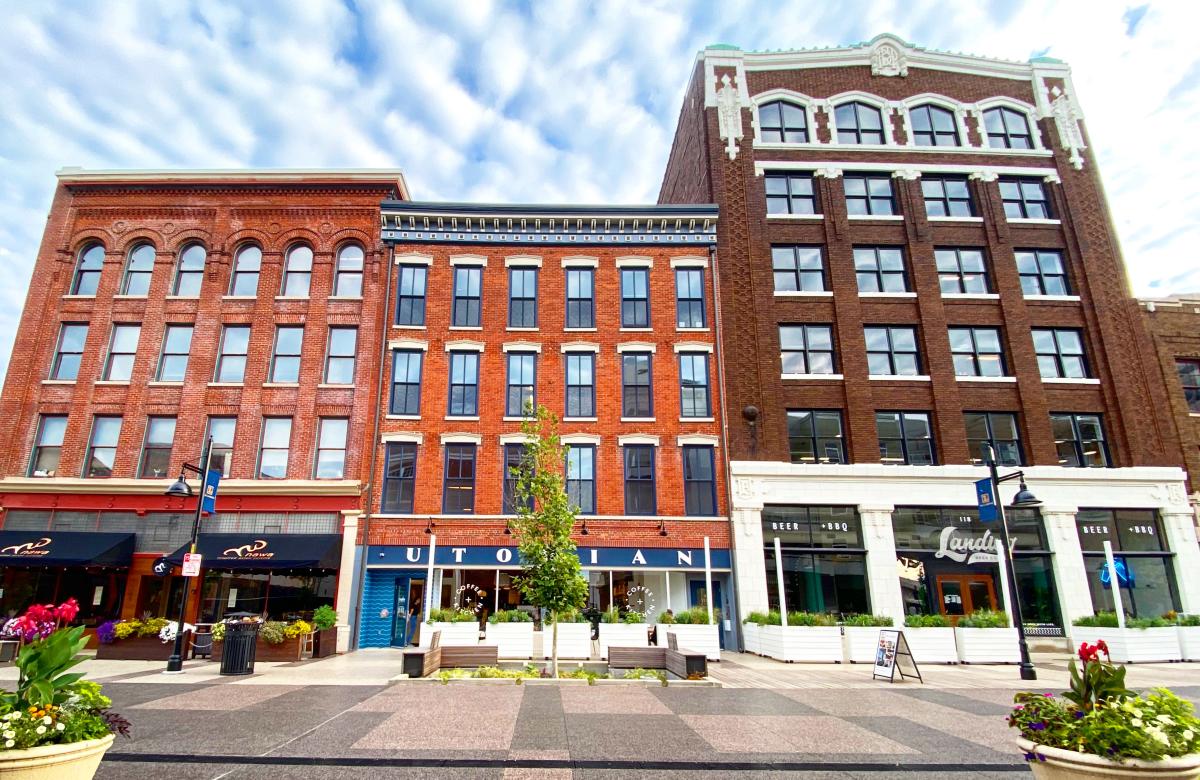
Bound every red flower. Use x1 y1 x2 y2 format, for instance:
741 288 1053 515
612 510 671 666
1095 639 1109 658
1078 642 1097 662
25 604 54 624
54 598 80 624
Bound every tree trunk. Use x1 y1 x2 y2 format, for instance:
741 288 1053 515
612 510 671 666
551 610 559 677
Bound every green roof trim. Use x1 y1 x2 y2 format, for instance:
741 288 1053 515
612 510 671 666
1031 55 1065 64
705 43 741 51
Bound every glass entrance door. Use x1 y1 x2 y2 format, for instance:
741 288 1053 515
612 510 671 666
390 576 425 647
935 573 997 623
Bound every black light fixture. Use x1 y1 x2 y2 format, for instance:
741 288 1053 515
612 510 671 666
1011 481 1042 508
503 521 512 535
580 520 589 536
161 437 213 674
424 518 436 535
165 474 194 498
657 520 668 537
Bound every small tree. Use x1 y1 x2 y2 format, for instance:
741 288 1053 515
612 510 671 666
510 404 588 676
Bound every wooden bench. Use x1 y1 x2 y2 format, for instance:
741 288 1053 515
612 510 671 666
401 631 501 678
608 635 708 679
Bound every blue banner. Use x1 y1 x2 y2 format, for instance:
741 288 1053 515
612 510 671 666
201 470 221 514
367 544 732 570
975 477 998 522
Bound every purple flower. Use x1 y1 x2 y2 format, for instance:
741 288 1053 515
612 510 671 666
1023 752 1038 762
1074 710 1085 719
96 620 117 644
1030 722 1047 731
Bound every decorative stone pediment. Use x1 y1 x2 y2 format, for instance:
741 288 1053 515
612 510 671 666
870 42 908 77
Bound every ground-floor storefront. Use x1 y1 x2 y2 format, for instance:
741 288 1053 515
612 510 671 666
730 462 1200 643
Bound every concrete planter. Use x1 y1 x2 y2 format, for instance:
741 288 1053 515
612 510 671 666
542 622 592 660
0 734 114 780
484 622 534 659
420 622 480 647
955 627 1020 664
1016 737 1200 779
741 622 761 654
842 626 894 663
1069 627 1182 663
902 627 959 664
94 636 173 661
597 623 649 659
758 625 842 663
1178 626 1200 661
656 624 720 660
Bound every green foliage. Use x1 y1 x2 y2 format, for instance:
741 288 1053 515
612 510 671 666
555 609 584 623
558 668 608 682
600 606 623 624
623 668 668 685
1073 612 1121 628
958 610 1009 628
904 614 950 628
1062 647 1134 712
622 611 646 625
311 605 337 631
427 608 478 624
259 621 287 645
786 611 838 627
742 610 782 626
2 625 89 709
1177 614 1200 627
658 611 675 624
210 622 226 642
1072 612 1174 629
435 668 470 683
1128 616 1173 628
487 609 533 624
842 614 894 627
668 607 716 625
471 665 540 679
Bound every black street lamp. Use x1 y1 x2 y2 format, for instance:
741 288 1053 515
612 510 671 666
985 443 1042 681
162 436 213 674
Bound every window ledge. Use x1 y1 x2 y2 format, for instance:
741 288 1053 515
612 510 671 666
680 417 715 423
1189 413 1200 418
222 295 257 301
868 374 931 382
112 294 148 300
676 327 711 332
620 417 656 423
506 327 539 332
943 293 1000 300
274 296 310 301
775 291 832 298
563 417 598 422
956 375 1017 383
164 295 200 301
782 373 843 381
619 327 654 333
448 326 484 331
263 382 300 388
927 216 983 223
765 213 824 220
502 416 536 422
61 295 96 300
41 379 75 385
327 296 363 301
564 327 598 332
317 383 353 389
859 292 916 298
847 214 904 221
1007 218 1061 226
386 414 421 420
392 324 427 330
1025 294 1081 302
1043 377 1101 385
94 380 130 386
147 381 184 387
445 415 481 421
207 382 244 388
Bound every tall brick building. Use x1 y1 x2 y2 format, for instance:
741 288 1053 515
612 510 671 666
0 169 406 650
659 35 1200 637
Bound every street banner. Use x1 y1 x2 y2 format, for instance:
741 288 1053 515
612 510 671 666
975 478 998 522
872 629 923 684
201 469 221 514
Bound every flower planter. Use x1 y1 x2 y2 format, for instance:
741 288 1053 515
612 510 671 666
901 627 958 664
94 636 173 661
542 622 592 660
210 635 305 662
419 621 480 647
955 627 1020 664
741 622 761 654
1069 627 1182 664
0 733 114 780
1178 626 1200 661
656 624 720 660
311 627 337 658
758 625 842 663
597 623 649 659
1016 737 1200 779
843 626 892 663
484 622 534 658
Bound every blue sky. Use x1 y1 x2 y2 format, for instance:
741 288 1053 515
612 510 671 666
0 1 1197 380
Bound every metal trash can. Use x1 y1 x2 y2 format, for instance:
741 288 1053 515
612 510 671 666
220 614 260 676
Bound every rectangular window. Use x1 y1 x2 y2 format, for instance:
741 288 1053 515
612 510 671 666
565 353 595 418
682 445 717 516
502 443 531 514
779 324 834 375
787 410 845 464
51 323 88 380
675 268 706 328
324 327 357 384
1051 413 1110 467
935 248 990 294
1077 509 1179 618
1033 328 1088 379
156 324 193 382
268 326 303 383
257 417 292 479
921 176 975 217
447 352 480 416
314 417 348 479
442 444 477 514
139 416 176 478
623 444 656 515
333 245 364 297
390 350 423 416
679 353 711 418
103 324 141 381
964 411 1023 466
765 173 818 215
85 416 122 477
565 268 594 329
865 326 920 376
762 506 869 616
206 416 236 477
396 265 427 326
505 352 536 416
281 246 313 297
1177 359 1200 413
566 445 596 514
876 411 935 465
508 268 537 328
949 326 1006 377
620 268 650 328
772 246 825 293
29 415 67 477
382 443 417 514
1016 250 1069 296
215 325 250 383
853 247 907 293
844 174 896 216
452 266 482 327
621 353 653 418
999 177 1052 219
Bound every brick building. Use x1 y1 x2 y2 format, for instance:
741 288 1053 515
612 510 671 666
353 202 734 649
658 35 1200 638
0 168 406 650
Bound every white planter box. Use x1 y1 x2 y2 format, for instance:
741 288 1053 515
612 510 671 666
542 622 593 659
656 624 721 660
759 625 842 663
741 622 761 654
1069 626 1182 663
484 622 534 658
1179 626 1200 661
420 621 479 647
901 627 958 664
598 623 650 659
955 627 1019 663
843 626 895 663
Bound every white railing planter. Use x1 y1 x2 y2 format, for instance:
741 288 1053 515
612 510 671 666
656 624 721 660
901 627 958 664
542 622 593 659
758 626 842 662
955 627 1020 663
1069 627 1182 663
420 622 480 647
843 627 891 663
741 622 761 654
597 623 649 659
484 622 534 658
1178 626 1200 661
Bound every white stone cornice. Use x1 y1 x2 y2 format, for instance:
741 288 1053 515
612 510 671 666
498 433 531 445
395 252 433 266
561 433 602 446
618 434 660 447
615 255 653 268
440 433 482 445
561 256 599 268
504 255 542 267
677 434 720 448
449 254 487 266
444 340 485 352
0 477 361 496
389 338 428 351
669 256 710 269
382 432 423 445
560 341 600 353
673 341 714 354
502 341 542 353
616 342 657 354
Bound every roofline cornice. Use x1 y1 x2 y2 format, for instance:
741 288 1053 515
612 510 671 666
57 167 411 200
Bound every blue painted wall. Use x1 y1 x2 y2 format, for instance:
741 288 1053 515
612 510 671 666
359 569 406 648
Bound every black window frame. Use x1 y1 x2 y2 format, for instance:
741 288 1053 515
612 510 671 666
71 244 104 296
876 411 936 465
280 244 313 297
29 414 68 477
268 325 303 384
999 177 1052 220
138 416 176 478
759 100 809 143
172 243 206 297
1033 328 1089 379
679 352 711 418
333 244 364 298
205 416 237 477
909 104 960 146
229 244 261 296
620 352 653 418
324 326 358 385
214 324 250 383
620 267 650 328
864 325 921 376
834 101 885 144
51 322 88 381
623 444 656 515
508 267 538 328
853 246 907 293
564 352 595 418
502 443 532 514
442 443 477 514
921 176 975 217
156 324 194 382
452 265 483 327
675 267 706 328
84 415 122 478
764 173 818 215
382 442 418 514
843 174 897 216
447 351 480 417
103 323 140 382
121 243 155 296
682 445 717 516
948 326 1006 377
396 264 428 326
1016 249 1070 296
1176 359 1200 414
390 349 424 416
256 416 293 479
1051 413 1110 468
314 417 348 479
786 409 845 464
505 352 537 417
565 268 595 329
779 324 835 375
983 107 1033 149
935 247 990 295
964 411 1024 466
772 245 825 293
566 444 596 515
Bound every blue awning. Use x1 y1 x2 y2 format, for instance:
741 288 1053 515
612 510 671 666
166 534 342 571
0 531 135 568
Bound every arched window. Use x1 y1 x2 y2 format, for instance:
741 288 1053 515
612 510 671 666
229 244 262 296
333 244 364 297
71 244 105 296
121 244 155 295
983 107 1033 149
834 101 885 145
281 244 313 297
172 244 206 296
910 105 959 146
759 100 808 143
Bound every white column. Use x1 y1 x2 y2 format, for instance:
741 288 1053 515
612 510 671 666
1042 507 1091 625
423 534 437 622
859 505 904 625
334 511 359 652
1162 508 1200 612
703 536 714 624
730 507 768 615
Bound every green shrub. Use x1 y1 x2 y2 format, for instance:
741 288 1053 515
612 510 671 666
958 610 1009 629
670 607 715 625
472 665 540 679
311 605 337 631
742 610 782 626
1177 614 1200 627
904 614 950 628
658 611 676 624
842 614 893 627
427 608 477 624
1128 616 1173 628
786 611 838 627
554 609 584 623
599 606 623 624
623 668 667 685
487 609 533 624
559 667 608 682
622 610 645 625
1073 612 1121 628
259 621 287 644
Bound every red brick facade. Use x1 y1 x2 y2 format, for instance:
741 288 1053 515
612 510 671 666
1140 296 1200 503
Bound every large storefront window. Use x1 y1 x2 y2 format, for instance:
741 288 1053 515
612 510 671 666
198 571 335 623
1077 509 1180 619
893 506 1061 633
762 506 869 616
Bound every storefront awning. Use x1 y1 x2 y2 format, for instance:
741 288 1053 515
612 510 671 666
0 531 135 568
166 534 342 571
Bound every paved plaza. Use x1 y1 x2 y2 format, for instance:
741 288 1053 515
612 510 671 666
3 650 1196 778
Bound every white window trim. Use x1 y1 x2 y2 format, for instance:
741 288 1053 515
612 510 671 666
395 252 433 266
1024 294 1081 303
847 214 904 221
897 93 974 149
775 290 832 298
859 292 917 298
615 256 653 268
681 417 715 423
621 417 657 423
927 216 984 223
563 417 599 423
868 374 932 382
561 256 599 268
207 382 245 388
448 326 484 332
1043 377 1101 385
389 339 429 351
502 341 542 353
382 432 423 444
754 160 1060 182
561 342 600 353
765 214 825 221
972 96 1046 150
505 255 542 267
942 293 1000 300
617 342 656 354
441 432 483 444
669 256 709 269
673 342 714 354
444 415 480 422
618 434 660 447
956 375 1018 383
750 88 822 146
499 433 531 445
824 91 899 146
1007 218 1062 226
782 373 844 381
562 433 602 446
445 340 485 352
386 414 421 421
677 434 720 448
449 254 487 266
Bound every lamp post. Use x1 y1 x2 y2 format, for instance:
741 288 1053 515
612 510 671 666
985 443 1042 681
162 436 213 674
